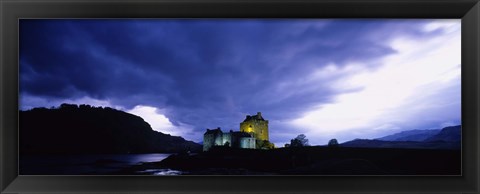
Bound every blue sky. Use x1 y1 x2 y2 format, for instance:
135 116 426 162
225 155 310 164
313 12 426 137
19 19 461 146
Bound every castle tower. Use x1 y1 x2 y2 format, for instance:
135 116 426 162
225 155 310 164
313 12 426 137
240 112 269 141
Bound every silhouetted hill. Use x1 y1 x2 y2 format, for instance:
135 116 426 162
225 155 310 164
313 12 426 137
341 125 461 150
20 104 202 154
424 125 461 142
340 139 460 150
376 129 440 141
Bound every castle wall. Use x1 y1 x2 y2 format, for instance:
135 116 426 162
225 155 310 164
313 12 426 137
214 133 223 146
203 133 215 151
203 129 227 151
222 133 232 146
239 137 256 149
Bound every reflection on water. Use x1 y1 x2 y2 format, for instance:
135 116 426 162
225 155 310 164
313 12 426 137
139 169 183 175
20 153 173 175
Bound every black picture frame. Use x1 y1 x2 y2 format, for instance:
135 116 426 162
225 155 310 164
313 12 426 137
1 0 479 193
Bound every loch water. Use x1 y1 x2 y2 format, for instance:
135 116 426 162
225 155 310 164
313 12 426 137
20 153 181 175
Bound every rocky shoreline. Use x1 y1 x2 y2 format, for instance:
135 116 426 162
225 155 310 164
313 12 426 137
116 146 460 175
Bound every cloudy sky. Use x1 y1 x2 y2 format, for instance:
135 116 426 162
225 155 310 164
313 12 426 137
19 19 461 146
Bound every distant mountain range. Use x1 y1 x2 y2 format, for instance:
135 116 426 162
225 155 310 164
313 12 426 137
341 125 461 150
20 104 202 154
424 126 461 142
376 129 441 141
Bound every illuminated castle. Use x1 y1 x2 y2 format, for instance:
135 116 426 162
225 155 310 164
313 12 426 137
203 112 274 151
240 112 268 141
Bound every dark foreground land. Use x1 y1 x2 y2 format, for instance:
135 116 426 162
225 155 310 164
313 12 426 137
125 146 460 175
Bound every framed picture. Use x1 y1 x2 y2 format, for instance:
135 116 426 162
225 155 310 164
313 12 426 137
1 0 479 193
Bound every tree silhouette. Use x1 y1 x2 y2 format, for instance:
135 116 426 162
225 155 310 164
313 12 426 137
290 134 309 147
328 139 339 147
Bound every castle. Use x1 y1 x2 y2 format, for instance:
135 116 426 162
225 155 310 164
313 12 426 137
203 112 274 151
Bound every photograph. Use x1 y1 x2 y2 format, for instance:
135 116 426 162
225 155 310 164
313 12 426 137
19 19 461 175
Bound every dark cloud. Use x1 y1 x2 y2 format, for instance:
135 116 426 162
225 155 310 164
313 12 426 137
20 19 447 138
